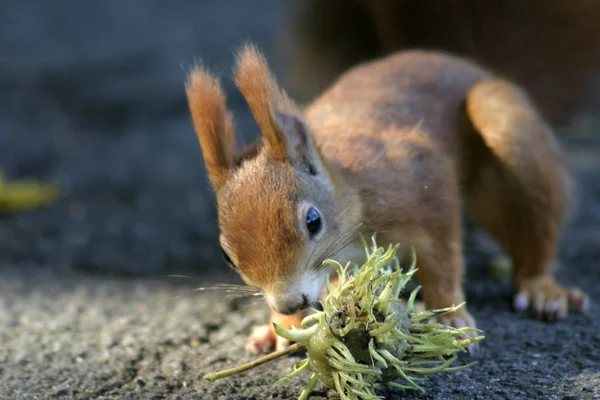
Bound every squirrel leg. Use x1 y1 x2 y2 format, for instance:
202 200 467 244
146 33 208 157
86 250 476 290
462 78 590 321
382 184 478 352
408 227 478 351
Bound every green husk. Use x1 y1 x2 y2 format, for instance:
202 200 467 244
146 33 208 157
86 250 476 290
205 235 484 399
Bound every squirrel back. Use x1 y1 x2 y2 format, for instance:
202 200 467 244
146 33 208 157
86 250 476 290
280 0 600 128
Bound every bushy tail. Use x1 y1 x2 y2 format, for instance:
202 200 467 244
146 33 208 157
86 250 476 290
278 0 600 128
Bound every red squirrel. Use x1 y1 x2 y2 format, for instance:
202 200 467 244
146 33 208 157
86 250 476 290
185 43 589 355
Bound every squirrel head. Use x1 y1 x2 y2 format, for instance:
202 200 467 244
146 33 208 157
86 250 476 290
185 43 360 315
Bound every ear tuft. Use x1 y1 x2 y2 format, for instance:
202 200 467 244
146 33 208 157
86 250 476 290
233 43 302 160
185 63 236 190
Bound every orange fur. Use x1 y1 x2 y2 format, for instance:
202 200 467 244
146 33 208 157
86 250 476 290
184 65 236 190
185 45 589 355
233 43 303 161
461 79 586 318
218 160 301 292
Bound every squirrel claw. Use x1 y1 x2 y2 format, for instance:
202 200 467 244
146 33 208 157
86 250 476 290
514 277 589 322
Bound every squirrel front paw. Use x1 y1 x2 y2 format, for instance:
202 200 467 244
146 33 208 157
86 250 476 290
245 311 305 355
245 324 290 355
432 306 479 354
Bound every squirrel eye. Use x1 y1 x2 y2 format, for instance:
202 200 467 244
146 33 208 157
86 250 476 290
305 207 322 238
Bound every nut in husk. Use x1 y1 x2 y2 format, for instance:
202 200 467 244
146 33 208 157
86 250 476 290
205 236 484 400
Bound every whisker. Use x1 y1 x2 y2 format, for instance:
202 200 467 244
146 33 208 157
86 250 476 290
206 283 259 289
335 206 351 222
234 297 267 311
303 205 355 276
168 288 263 303
207 284 260 293
327 221 365 253
192 287 245 294
313 227 363 273
165 274 198 279
304 191 416 281
224 293 263 301
319 221 363 261
175 284 259 296
164 275 260 293
224 291 264 300
306 221 366 280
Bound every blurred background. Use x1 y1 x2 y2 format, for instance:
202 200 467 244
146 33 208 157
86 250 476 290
0 1 290 279
1 0 600 282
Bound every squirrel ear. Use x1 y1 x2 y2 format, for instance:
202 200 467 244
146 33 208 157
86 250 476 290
233 43 305 162
185 63 236 191
274 111 321 175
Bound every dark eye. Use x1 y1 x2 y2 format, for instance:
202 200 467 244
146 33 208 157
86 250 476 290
306 207 322 238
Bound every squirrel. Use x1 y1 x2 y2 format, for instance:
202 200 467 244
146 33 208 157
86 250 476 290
184 43 590 355
279 0 600 130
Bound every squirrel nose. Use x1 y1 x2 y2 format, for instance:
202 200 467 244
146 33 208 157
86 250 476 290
271 293 310 315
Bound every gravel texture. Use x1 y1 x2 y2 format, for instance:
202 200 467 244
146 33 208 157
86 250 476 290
0 1 599 399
